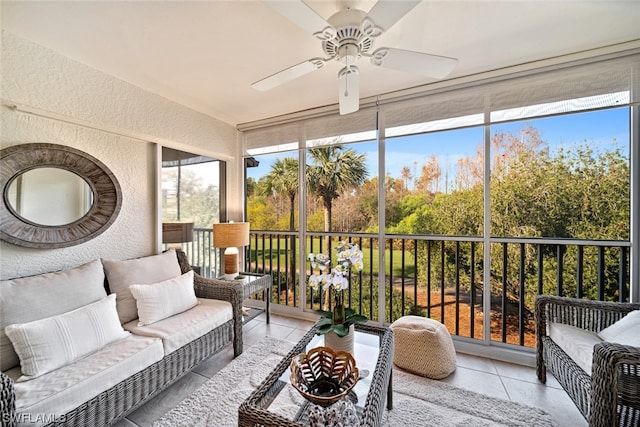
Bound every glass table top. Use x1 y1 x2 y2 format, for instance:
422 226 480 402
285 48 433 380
239 323 393 427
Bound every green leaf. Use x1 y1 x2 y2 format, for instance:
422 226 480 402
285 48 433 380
346 314 368 324
314 317 333 328
333 324 350 337
316 323 334 335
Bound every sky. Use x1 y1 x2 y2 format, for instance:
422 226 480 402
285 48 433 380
246 106 630 183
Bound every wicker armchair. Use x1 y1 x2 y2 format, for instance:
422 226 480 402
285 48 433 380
535 295 640 427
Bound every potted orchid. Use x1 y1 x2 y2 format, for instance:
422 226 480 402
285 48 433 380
308 241 368 349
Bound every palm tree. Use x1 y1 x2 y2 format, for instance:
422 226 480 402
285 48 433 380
264 157 299 289
265 157 299 231
307 145 368 311
307 145 368 235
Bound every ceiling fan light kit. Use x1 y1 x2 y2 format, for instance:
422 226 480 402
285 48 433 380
253 0 458 115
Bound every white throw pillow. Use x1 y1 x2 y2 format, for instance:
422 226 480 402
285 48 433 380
102 249 183 324
5 294 129 381
129 270 198 326
598 310 640 347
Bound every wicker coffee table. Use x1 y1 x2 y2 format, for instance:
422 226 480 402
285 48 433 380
238 323 394 427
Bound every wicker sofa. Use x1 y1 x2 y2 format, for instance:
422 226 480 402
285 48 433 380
0 249 244 427
535 295 640 427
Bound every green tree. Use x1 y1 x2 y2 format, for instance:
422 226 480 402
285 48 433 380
264 157 299 286
162 167 220 228
384 174 408 228
394 125 629 322
246 195 278 230
488 140 629 309
355 177 379 231
388 193 432 234
264 157 299 231
246 177 257 198
307 145 368 233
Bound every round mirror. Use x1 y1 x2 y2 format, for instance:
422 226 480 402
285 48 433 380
1 143 122 248
6 168 94 226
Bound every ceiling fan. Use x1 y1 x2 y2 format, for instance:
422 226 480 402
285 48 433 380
251 0 458 115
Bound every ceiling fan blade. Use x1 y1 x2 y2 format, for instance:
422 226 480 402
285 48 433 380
338 66 359 115
251 58 326 91
263 0 335 40
366 0 421 32
370 47 458 79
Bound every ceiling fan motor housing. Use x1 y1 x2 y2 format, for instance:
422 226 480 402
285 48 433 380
322 9 377 62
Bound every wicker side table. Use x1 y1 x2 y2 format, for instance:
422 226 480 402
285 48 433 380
211 273 271 324
239 272 272 324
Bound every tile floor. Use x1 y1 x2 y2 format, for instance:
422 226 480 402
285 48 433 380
114 312 587 427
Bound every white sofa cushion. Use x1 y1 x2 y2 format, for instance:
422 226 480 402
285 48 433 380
102 249 182 324
129 270 198 326
124 298 232 355
9 334 163 427
598 310 640 347
548 322 602 375
5 294 129 381
0 259 107 371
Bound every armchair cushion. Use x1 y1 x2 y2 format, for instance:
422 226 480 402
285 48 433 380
129 270 199 326
547 322 601 375
598 310 640 347
5 294 129 381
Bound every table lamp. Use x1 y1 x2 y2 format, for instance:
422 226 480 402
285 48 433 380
162 222 194 249
213 221 250 279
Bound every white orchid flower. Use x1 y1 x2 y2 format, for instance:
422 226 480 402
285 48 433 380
333 275 349 291
308 274 321 289
321 275 334 291
308 242 363 292
315 253 330 263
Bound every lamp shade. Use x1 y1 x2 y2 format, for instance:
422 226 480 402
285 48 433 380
213 222 250 248
162 222 194 244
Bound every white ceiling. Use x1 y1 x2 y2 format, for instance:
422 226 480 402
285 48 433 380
1 1 639 127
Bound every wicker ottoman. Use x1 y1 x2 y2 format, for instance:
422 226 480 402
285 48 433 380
390 315 457 379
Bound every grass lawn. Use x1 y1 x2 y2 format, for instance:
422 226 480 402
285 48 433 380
248 236 416 277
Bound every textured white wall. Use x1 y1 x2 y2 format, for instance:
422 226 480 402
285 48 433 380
0 30 239 279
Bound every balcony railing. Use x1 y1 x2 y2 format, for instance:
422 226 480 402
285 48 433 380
247 231 632 348
181 228 631 349
170 227 219 278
